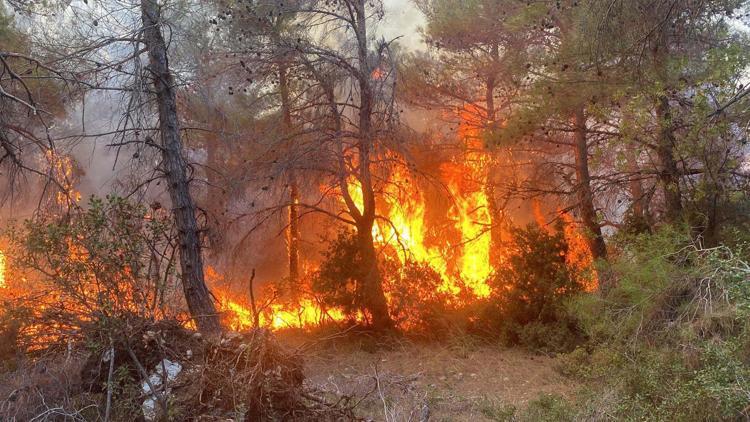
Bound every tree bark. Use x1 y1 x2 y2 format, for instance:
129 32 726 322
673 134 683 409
278 64 300 286
626 140 651 231
654 95 683 223
356 221 392 330
352 0 393 330
141 0 221 335
573 106 607 260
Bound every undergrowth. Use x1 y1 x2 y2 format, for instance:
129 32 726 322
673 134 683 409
530 226 750 421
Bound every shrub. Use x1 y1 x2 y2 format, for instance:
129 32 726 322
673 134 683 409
480 224 585 351
560 226 750 420
4 195 185 351
312 230 368 320
312 231 464 334
384 260 459 334
519 394 576 422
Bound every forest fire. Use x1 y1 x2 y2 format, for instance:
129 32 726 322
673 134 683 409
344 157 494 298
1 0 747 419
211 139 603 331
0 142 598 336
220 296 349 331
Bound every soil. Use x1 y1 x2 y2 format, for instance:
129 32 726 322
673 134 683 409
294 334 579 421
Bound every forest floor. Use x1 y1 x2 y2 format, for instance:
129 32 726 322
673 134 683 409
283 332 579 421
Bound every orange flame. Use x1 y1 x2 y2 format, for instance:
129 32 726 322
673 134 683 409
560 212 599 291
0 251 5 289
44 150 81 205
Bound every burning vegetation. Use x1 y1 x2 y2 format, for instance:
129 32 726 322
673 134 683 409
1 0 749 420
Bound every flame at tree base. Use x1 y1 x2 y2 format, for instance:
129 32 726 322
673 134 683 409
220 295 352 331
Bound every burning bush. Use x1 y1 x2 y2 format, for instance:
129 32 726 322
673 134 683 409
0 197 357 420
482 223 586 350
384 260 458 333
2 195 185 351
312 230 467 334
311 231 367 322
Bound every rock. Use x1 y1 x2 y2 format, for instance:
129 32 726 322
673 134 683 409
141 359 183 421
420 403 431 422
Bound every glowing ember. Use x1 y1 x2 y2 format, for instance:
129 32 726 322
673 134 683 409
44 150 82 205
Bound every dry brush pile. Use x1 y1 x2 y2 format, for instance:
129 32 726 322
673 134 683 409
0 316 360 421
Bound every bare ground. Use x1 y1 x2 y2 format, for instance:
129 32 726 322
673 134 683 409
297 336 578 421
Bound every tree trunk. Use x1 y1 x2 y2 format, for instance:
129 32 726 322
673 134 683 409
484 46 502 265
573 107 606 260
655 95 683 223
352 0 393 330
141 0 221 335
626 141 651 231
278 64 300 286
356 222 392 330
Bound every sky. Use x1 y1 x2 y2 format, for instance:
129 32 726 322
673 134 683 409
381 0 426 50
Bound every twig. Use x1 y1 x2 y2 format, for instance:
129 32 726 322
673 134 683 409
248 268 260 328
104 340 115 422
126 345 168 417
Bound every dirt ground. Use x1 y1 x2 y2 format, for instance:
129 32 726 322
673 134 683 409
295 335 578 421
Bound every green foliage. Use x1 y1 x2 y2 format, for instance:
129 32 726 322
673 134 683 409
312 231 459 334
4 195 181 349
519 394 576 422
478 397 516 421
384 260 455 333
489 224 579 324
480 224 585 351
312 230 366 319
554 226 750 421
477 393 576 422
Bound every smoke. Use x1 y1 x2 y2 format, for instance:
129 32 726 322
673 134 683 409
381 0 426 51
63 91 145 199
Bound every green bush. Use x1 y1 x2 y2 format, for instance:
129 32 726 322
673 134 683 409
312 230 460 334
556 225 750 421
311 230 366 319
479 223 585 351
383 260 457 334
4 195 182 351
519 394 576 422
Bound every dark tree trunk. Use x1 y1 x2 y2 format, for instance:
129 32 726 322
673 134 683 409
655 95 683 223
141 0 221 335
356 222 392 330
573 107 607 260
351 0 393 330
278 65 300 286
626 141 651 232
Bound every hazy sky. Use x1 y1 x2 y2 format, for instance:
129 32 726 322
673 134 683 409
381 0 426 50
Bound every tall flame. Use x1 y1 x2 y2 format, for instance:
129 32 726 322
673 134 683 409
341 159 493 298
0 106 600 335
